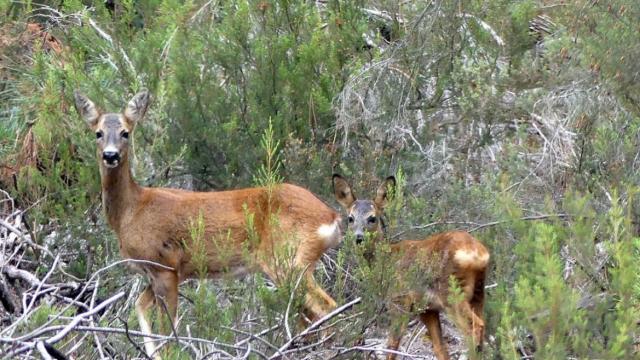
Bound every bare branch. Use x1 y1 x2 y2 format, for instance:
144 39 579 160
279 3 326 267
269 297 361 359
0 218 54 259
332 344 431 359
35 342 53 360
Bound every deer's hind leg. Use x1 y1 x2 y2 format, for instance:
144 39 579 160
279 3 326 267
451 272 485 351
385 317 408 360
300 271 337 322
419 310 450 360
293 242 337 323
469 271 486 350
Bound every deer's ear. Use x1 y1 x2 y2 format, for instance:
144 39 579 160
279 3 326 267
124 89 150 125
74 91 100 129
333 174 356 209
374 176 396 209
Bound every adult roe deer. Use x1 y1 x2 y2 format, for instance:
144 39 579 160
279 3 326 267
332 174 489 360
74 89 341 358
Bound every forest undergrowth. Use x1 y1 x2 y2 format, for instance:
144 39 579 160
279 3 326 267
1 1 639 359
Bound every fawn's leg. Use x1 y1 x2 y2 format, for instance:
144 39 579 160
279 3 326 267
385 318 407 360
419 310 450 360
469 273 486 350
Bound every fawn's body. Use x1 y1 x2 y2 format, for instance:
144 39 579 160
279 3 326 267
333 175 489 360
75 90 341 359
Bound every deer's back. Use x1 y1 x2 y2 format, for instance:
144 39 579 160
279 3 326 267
389 231 489 309
115 183 338 279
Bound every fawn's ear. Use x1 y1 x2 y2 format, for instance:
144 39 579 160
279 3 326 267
374 176 396 209
333 174 356 209
74 91 100 129
124 89 150 125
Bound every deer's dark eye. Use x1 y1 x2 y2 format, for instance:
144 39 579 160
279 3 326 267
368 216 377 224
348 216 354 224
96 131 103 139
121 131 129 139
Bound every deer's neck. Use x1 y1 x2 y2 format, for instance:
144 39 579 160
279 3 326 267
363 234 387 262
99 157 141 232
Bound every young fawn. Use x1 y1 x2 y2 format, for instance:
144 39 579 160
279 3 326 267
74 90 342 359
332 174 489 360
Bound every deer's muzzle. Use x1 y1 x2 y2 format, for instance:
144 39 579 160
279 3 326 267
102 151 120 167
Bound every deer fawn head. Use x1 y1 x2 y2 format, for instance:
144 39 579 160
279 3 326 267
74 90 150 169
332 174 396 244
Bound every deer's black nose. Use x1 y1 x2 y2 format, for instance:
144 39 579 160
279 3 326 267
103 151 120 163
355 233 364 244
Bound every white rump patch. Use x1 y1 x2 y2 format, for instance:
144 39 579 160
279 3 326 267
317 219 341 248
454 249 490 268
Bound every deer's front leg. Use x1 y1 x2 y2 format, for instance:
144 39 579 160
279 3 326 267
136 285 159 359
150 270 179 334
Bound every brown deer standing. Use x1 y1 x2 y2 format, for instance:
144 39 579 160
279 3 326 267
74 90 342 359
332 174 489 360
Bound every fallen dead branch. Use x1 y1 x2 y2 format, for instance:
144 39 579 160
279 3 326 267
1 322 271 360
0 218 55 259
331 344 432 359
2 291 125 357
269 297 362 359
